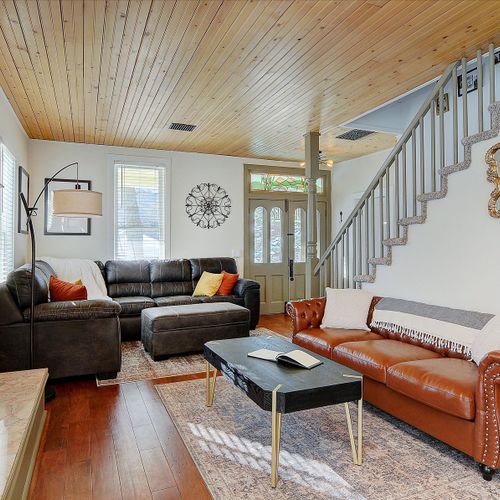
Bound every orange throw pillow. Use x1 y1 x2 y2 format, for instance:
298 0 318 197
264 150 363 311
217 271 239 296
49 275 88 302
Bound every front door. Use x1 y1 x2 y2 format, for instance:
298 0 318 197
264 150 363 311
248 199 327 314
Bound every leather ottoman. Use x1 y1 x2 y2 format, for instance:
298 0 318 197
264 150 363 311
141 302 251 359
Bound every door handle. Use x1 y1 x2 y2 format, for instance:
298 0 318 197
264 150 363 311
289 259 294 281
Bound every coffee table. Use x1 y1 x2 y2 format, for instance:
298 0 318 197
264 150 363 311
203 335 363 488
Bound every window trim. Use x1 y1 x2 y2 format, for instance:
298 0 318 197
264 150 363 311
0 141 15 281
108 155 171 260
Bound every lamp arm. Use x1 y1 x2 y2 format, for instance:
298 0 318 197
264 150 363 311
24 161 79 224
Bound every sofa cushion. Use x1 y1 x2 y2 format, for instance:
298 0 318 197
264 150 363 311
332 339 441 383
201 295 244 306
105 260 151 298
113 296 156 316
150 259 193 297
154 296 205 307
142 302 249 333
6 261 55 309
22 299 121 322
189 257 237 287
294 328 384 359
153 295 244 308
386 358 478 420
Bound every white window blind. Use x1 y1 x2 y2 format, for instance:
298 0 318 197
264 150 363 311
114 163 166 260
0 144 15 281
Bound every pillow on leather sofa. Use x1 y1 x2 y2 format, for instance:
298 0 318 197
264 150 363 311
217 271 239 295
321 288 373 331
50 276 88 302
192 272 223 297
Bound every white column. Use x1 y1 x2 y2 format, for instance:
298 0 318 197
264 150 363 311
304 131 320 299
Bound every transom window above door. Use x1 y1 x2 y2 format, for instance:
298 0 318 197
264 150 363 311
250 173 324 194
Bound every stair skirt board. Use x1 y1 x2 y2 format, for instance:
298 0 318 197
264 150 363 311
353 102 500 285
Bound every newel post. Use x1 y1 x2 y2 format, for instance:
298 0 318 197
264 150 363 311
304 131 320 299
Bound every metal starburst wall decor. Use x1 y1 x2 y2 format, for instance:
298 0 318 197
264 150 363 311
185 182 231 229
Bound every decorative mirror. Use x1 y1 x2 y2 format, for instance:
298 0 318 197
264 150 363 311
185 183 231 229
485 143 500 218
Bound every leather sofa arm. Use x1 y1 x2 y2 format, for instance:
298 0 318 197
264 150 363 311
233 278 260 330
474 350 500 469
286 298 326 335
233 278 259 297
22 299 121 322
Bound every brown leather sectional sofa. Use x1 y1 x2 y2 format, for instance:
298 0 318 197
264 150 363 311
286 296 500 481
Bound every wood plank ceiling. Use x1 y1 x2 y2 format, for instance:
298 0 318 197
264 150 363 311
0 0 498 162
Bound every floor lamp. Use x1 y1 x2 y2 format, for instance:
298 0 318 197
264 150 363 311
19 162 102 400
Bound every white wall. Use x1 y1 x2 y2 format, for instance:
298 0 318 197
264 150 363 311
0 87 30 266
332 148 392 235
28 140 296 274
363 133 500 314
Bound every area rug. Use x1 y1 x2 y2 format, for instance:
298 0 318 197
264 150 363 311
156 377 499 499
97 328 281 386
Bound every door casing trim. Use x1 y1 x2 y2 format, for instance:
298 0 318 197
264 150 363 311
243 164 331 309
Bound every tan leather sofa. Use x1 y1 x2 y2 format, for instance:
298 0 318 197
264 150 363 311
286 296 500 481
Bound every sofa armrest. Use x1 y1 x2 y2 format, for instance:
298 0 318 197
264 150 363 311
233 278 259 297
22 299 121 322
286 298 326 336
475 350 500 469
233 279 260 329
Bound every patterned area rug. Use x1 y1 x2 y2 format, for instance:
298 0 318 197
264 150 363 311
156 377 499 499
97 328 279 386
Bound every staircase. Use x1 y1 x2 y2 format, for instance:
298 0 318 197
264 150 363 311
315 43 500 290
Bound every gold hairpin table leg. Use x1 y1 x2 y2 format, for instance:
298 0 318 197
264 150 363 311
344 398 363 465
205 361 217 407
271 384 282 488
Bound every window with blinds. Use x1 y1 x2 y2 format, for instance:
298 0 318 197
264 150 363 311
114 163 167 260
0 144 15 281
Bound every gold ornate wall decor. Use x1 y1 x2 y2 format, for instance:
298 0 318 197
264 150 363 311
485 143 500 218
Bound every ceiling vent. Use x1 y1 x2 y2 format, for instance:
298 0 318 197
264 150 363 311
336 129 374 141
169 122 197 132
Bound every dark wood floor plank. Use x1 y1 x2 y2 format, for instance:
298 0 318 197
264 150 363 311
114 441 153 500
140 447 176 493
64 459 92 499
142 396 211 500
31 449 67 500
134 422 161 451
90 433 122 500
121 382 154 428
151 486 182 500
67 420 91 464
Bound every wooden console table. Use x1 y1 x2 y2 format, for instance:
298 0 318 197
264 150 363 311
0 369 48 500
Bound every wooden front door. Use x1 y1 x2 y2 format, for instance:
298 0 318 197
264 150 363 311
248 199 327 314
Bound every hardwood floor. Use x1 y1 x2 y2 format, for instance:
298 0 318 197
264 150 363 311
28 314 292 500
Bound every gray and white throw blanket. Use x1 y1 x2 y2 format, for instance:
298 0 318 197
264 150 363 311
370 298 495 359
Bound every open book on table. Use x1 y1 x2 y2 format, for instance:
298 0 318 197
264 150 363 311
247 348 323 369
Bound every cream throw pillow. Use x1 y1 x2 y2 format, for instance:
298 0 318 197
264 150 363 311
193 271 223 297
321 288 373 331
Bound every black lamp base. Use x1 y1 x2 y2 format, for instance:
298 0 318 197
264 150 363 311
45 384 56 403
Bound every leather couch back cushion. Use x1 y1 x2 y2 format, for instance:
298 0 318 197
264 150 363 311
105 260 152 298
189 257 237 286
6 262 53 310
150 259 193 297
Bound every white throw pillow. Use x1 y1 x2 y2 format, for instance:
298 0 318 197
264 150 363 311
321 288 373 331
471 315 500 365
